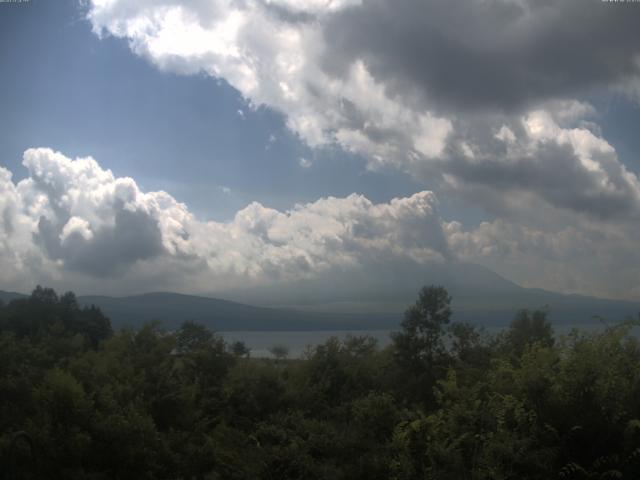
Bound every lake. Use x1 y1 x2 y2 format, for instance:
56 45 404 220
220 322 627 358
220 330 395 358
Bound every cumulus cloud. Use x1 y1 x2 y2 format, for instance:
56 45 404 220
85 0 640 218
298 157 312 168
2 148 639 299
323 0 640 112
85 0 640 159
76 1 640 299
21 148 167 276
446 218 640 300
86 0 453 168
0 148 452 294
434 104 640 223
0 167 48 293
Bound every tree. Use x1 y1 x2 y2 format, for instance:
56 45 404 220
393 285 452 365
392 285 452 404
502 308 554 356
175 321 215 354
59 291 78 309
80 305 113 348
447 321 491 373
0 287 112 349
31 285 58 304
230 340 251 358
269 345 290 361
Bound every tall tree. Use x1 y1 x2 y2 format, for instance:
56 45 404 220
392 285 452 405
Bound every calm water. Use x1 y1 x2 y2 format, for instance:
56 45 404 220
220 322 626 358
220 330 395 358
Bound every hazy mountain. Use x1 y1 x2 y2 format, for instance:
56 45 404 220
76 293 395 331
1 261 638 330
0 290 27 304
220 260 640 326
219 260 521 310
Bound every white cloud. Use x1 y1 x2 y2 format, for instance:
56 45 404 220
436 104 640 225
2 147 640 299
60 216 94 243
298 157 312 168
85 0 640 173
85 0 640 223
0 166 52 293
264 0 361 13
0 148 450 295
446 218 640 300
495 125 516 144
86 0 452 170
77 1 640 300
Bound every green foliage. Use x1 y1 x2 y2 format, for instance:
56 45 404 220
500 308 555 357
1 286 640 479
176 320 215 353
229 340 251 358
394 285 452 365
391 285 453 406
0 286 112 349
269 344 290 360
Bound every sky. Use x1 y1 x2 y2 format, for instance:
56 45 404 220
1 0 640 303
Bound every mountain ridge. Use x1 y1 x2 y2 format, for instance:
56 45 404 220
1 281 638 331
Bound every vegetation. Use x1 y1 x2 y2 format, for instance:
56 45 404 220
1 285 640 479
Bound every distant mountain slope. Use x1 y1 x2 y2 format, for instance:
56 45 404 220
451 288 640 326
77 292 395 331
0 290 26 305
1 260 638 330
224 260 524 308
221 260 640 326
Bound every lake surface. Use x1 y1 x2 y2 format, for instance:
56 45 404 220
220 322 628 358
220 330 395 358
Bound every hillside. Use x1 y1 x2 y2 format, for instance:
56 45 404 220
0 290 26 305
77 292 395 331
1 262 638 331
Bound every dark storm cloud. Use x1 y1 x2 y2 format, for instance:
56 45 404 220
35 205 165 276
323 0 640 112
445 141 640 220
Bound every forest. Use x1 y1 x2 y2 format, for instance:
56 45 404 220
1 285 640 479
